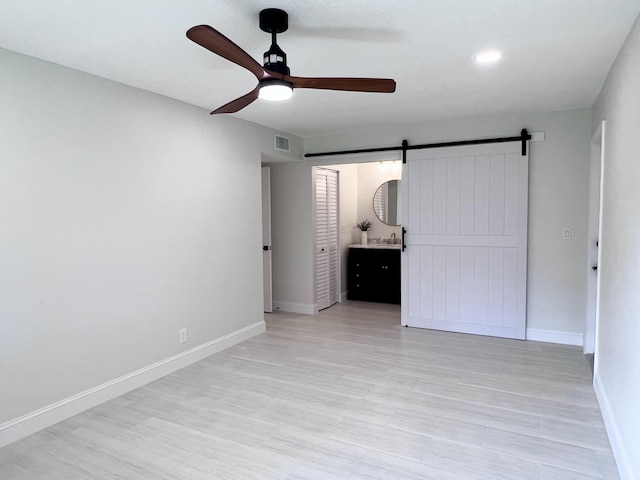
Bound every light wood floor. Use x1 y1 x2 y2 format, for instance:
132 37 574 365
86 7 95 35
0 301 618 479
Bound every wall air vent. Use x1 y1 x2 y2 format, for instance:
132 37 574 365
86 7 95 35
275 135 290 152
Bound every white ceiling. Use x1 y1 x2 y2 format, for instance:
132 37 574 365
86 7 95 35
1 1 639 137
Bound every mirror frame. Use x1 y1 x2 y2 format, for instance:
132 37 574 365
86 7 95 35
373 179 401 226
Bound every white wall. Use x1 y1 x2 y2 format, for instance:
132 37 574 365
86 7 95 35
335 164 359 251
304 109 592 339
591 14 640 480
0 48 302 442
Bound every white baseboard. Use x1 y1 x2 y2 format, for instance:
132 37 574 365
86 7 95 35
272 301 316 315
0 321 265 449
526 328 583 346
594 373 635 480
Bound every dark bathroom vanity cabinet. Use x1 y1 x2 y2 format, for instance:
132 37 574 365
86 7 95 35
347 246 400 304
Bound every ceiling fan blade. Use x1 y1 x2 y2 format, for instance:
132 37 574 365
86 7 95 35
187 25 268 81
287 76 396 93
210 86 260 115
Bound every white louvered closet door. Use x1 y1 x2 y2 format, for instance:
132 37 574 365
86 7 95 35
315 168 339 311
401 141 529 339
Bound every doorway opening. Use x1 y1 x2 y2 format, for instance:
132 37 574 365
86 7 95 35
312 159 402 313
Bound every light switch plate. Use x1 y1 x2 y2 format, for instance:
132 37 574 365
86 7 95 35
563 229 571 240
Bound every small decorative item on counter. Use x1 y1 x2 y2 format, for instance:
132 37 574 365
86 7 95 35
354 220 372 231
355 220 372 245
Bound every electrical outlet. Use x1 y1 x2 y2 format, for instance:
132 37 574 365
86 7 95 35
179 328 188 344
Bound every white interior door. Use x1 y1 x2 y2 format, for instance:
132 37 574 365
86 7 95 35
585 121 605 359
315 168 339 311
261 167 273 313
401 141 529 339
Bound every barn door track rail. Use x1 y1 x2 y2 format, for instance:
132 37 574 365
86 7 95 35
304 129 532 162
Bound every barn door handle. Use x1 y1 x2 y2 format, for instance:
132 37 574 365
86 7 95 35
402 227 407 252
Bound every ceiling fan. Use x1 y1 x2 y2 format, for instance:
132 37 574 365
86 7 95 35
186 8 396 115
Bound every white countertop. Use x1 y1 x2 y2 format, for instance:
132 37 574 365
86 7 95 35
348 243 401 249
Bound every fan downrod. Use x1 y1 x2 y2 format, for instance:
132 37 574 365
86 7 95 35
260 8 290 75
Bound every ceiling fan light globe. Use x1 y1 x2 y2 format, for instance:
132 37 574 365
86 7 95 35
259 82 293 101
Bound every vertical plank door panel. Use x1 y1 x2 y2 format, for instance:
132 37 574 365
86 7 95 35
402 142 528 339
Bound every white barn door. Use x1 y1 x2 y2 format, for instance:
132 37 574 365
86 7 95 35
315 168 339 311
401 142 529 339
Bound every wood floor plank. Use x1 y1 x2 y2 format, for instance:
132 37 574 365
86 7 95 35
482 428 605 476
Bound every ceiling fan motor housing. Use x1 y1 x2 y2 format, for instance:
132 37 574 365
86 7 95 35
263 43 289 75
260 8 290 75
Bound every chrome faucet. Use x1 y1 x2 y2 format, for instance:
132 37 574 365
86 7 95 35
391 232 396 244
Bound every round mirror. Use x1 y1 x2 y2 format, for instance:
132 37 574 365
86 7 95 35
373 180 401 226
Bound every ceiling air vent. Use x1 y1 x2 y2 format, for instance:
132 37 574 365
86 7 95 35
275 135 290 152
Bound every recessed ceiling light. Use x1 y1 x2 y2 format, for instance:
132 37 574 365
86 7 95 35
475 50 502 64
